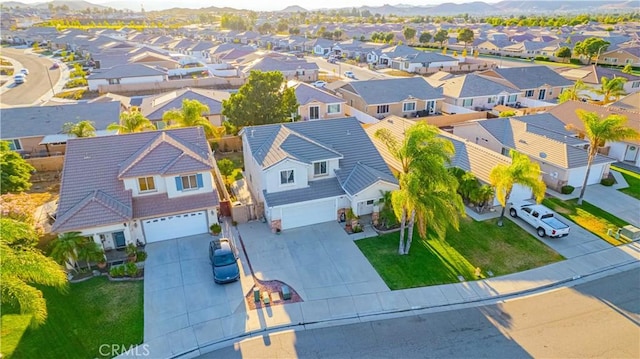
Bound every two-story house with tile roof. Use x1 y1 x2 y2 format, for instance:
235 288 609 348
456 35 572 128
291 82 346 121
51 128 220 249
241 117 398 231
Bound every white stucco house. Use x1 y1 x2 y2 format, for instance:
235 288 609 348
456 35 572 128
52 128 220 253
241 117 399 231
87 64 168 91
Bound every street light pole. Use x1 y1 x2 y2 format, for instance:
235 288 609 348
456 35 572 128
45 65 55 97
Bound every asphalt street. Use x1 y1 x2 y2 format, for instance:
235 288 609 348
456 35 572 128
0 47 60 107
201 267 640 358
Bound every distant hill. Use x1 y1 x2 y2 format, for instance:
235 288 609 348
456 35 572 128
280 5 307 13
26 1 111 10
1 1 29 8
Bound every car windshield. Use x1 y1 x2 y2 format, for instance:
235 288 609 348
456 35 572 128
213 252 236 266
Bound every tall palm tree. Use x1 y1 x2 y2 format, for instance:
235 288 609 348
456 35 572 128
375 122 464 255
50 231 86 271
162 99 217 138
490 150 546 226
558 79 590 104
107 107 155 134
62 120 96 138
1 218 67 327
594 76 627 104
575 110 639 204
77 239 105 270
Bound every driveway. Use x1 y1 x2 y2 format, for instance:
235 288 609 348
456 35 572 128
238 221 390 301
143 234 253 343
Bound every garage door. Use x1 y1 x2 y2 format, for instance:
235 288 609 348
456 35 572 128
567 165 604 187
143 211 208 243
279 199 336 230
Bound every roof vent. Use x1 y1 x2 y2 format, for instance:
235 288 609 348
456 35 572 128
251 129 255 138
519 139 527 144
346 130 350 135
540 152 547 158
83 153 91 159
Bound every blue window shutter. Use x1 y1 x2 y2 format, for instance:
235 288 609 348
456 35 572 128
175 176 183 191
196 173 203 188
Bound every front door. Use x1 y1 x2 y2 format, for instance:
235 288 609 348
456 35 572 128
624 145 638 162
309 106 319 120
113 231 126 248
538 89 546 100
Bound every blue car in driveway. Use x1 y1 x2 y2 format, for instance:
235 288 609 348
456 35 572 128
208 238 240 284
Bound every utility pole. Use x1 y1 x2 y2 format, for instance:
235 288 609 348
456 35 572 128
45 65 55 97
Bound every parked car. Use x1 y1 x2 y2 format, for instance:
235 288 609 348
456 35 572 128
51 62 60 69
509 203 570 238
344 71 355 79
208 238 240 284
14 74 25 84
313 80 327 88
20 68 29 76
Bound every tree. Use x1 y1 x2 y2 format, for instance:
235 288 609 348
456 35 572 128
1 218 67 327
222 70 299 127
217 158 235 179
107 108 155 134
594 76 627 104
457 28 474 49
50 231 86 271
621 64 633 74
374 122 464 255
76 240 104 271
1 141 35 194
558 79 590 104
573 38 609 62
434 29 448 48
555 46 572 63
162 99 216 137
419 32 432 44
490 150 546 226
62 120 96 138
402 26 417 44
574 110 639 205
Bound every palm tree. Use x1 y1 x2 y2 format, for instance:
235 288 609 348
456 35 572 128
490 150 546 226
558 79 590 104
162 99 217 138
575 110 639 204
77 239 105 270
1 218 67 327
594 76 627 104
62 120 96 138
107 107 155 134
375 122 464 255
50 231 86 271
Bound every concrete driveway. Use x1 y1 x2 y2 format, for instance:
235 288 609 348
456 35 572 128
143 234 253 343
238 221 390 301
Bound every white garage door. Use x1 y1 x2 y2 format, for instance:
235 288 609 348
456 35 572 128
567 165 605 187
279 199 336 230
143 211 208 243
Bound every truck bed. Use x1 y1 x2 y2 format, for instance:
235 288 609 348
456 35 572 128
541 216 569 230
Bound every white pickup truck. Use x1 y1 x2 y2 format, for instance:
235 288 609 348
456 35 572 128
509 203 570 238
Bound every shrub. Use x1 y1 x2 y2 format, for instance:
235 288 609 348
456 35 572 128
55 89 86 100
561 185 575 194
109 265 125 277
124 262 138 277
136 251 147 262
601 176 615 186
534 56 549 61
569 58 583 65
64 78 87 88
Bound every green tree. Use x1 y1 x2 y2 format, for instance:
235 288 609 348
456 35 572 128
594 76 627 104
222 70 299 127
621 64 633 74
62 120 96 138
217 158 235 179
558 79 590 104
419 32 432 44
1 141 35 194
374 122 464 255
402 26 417 44
76 239 104 271
574 110 639 204
50 231 87 271
1 218 68 327
162 99 216 137
107 108 155 134
573 38 609 62
457 28 474 49
555 46 572 63
490 150 546 226
434 29 448 48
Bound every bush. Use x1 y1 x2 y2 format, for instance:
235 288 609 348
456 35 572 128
64 78 87 89
55 89 86 100
561 185 575 194
534 56 550 61
569 58 583 65
136 251 147 262
601 176 615 186
124 262 138 277
109 265 125 278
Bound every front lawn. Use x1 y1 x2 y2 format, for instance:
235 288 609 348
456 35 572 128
611 166 640 200
543 197 631 246
356 217 563 290
1 277 143 359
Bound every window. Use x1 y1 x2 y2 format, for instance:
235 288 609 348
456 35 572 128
314 161 327 176
108 78 121 85
280 170 294 185
175 174 203 191
366 199 374 205
309 106 319 120
6 139 21 151
508 94 518 103
626 59 633 64
138 177 156 192
524 90 534 97
632 81 640 89
501 147 510 156
402 102 416 112
377 105 389 114
487 97 494 104
538 89 546 100
327 103 341 114
462 99 473 107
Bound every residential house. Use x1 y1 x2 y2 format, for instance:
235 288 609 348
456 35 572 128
336 77 444 120
87 64 168 92
600 46 640 67
368 45 459 73
435 73 521 111
0 102 121 158
549 99 640 167
51 128 220 249
310 38 334 55
479 66 573 102
557 65 640 100
241 117 398 231
291 82 346 121
240 55 319 82
452 115 616 191
139 88 230 128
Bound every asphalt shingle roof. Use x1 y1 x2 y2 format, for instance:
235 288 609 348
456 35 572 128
340 77 443 105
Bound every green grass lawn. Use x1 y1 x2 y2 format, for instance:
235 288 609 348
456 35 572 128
356 217 564 290
543 197 631 246
1 277 143 359
611 166 640 200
